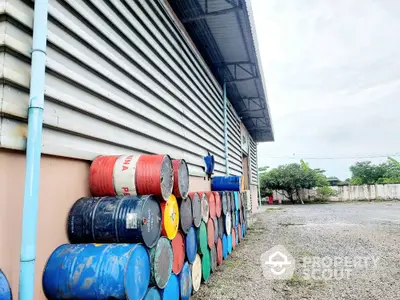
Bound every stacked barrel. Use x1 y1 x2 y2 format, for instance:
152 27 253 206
42 156 249 300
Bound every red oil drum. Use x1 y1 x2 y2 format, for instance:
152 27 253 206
206 219 215 249
171 232 185 275
207 191 216 219
214 192 222 217
172 159 189 199
89 155 119 196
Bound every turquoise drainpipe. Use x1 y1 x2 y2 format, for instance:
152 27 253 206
223 81 229 176
19 1 49 299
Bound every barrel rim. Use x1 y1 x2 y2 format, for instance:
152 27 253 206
141 195 163 248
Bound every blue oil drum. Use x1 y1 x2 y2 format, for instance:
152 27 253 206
0 270 12 300
222 234 228 259
235 211 239 227
234 192 240 211
160 274 179 300
43 243 150 300
144 287 161 300
185 226 197 263
211 176 241 191
179 262 192 300
68 195 162 248
227 234 232 254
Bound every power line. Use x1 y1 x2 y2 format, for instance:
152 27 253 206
263 153 400 160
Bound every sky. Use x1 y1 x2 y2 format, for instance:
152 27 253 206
252 0 400 179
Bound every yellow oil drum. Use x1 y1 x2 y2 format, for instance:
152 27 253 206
161 194 179 240
241 176 245 192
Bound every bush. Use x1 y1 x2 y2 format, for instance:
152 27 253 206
315 186 338 201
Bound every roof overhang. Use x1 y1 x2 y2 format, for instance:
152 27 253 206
168 0 274 142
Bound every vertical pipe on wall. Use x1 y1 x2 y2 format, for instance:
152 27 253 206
19 1 49 299
223 81 229 175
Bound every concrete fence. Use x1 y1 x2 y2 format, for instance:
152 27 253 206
273 184 400 202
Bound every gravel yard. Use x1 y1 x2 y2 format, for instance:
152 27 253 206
193 202 400 300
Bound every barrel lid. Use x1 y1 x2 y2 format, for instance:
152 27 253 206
216 238 223 265
217 216 224 238
222 234 228 259
200 192 209 223
214 192 222 217
125 244 151 300
172 160 189 199
150 237 173 289
196 221 208 255
210 246 217 273
161 195 179 240
235 210 239 227
144 287 161 300
212 217 218 244
191 254 202 292
221 192 228 215
179 262 192 300
224 212 232 235
230 192 235 212
226 192 231 212
231 211 236 229
160 274 179 300
207 191 216 219
227 234 232 254
185 227 197 263
189 192 202 228
232 228 236 250
0 270 11 300
238 224 242 243
171 232 185 275
206 219 215 249
179 198 193 234
239 209 243 225
141 195 162 248
201 250 211 282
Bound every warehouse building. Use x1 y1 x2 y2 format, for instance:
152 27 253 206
0 0 273 298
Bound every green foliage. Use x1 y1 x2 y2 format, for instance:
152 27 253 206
315 186 338 201
260 162 329 203
350 158 400 185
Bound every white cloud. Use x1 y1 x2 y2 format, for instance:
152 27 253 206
253 0 400 179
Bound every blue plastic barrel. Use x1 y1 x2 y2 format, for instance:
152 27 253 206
179 262 192 300
227 234 232 254
222 234 228 259
234 192 240 211
144 287 161 300
185 226 197 263
0 270 11 300
160 274 179 300
211 176 241 191
43 243 150 299
68 195 162 248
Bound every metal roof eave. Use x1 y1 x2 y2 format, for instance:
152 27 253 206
168 0 274 142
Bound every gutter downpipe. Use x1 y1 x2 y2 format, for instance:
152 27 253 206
223 81 229 176
19 1 49 299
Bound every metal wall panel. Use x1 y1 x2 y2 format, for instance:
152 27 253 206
0 0 244 177
249 136 258 185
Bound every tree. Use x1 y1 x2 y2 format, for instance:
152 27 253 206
349 158 400 185
260 163 329 204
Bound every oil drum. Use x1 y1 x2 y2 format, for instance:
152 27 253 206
210 246 217 273
232 228 236 250
217 216 224 238
172 159 189 199
234 192 240 211
68 195 161 248
201 249 211 282
185 226 197 263
89 155 119 196
206 219 215 249
196 221 208 255
179 262 192 300
160 195 179 240
224 212 232 235
144 287 161 300
212 217 219 243
188 192 201 228
171 232 185 275
179 197 193 234
160 274 179 300
0 270 11 300
211 176 241 191
200 192 209 223
216 238 223 265
43 243 150 300
222 234 228 259
214 191 222 217
150 237 173 289
221 191 228 215
227 234 232 255
191 254 202 293
207 191 216 219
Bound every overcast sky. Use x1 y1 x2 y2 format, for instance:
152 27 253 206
252 0 400 179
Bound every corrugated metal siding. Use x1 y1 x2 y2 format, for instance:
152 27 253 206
249 136 258 185
0 0 243 177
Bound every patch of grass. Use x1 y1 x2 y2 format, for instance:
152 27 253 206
300 250 313 256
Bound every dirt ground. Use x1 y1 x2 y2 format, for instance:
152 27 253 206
192 202 400 300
